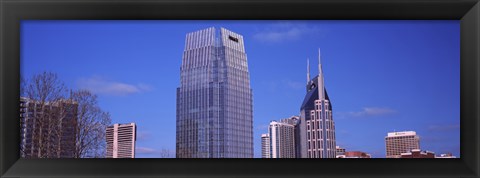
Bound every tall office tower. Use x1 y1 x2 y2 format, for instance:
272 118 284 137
299 49 336 158
385 131 420 158
261 134 271 158
269 120 296 158
20 97 78 158
106 123 137 158
176 27 253 158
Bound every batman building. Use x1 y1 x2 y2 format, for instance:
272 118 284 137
176 27 253 158
298 49 336 158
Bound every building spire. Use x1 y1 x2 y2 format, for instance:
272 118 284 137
307 58 311 83
318 48 325 100
318 48 322 75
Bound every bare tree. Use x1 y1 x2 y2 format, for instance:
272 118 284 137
20 75 26 96
22 72 111 158
24 72 67 158
159 148 174 158
71 90 111 158
52 98 77 158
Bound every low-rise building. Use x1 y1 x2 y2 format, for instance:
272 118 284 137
400 149 435 158
343 151 371 158
336 146 346 157
436 153 456 158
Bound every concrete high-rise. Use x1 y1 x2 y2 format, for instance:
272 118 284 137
269 120 296 158
20 97 78 158
176 27 253 158
261 134 271 158
280 116 301 158
385 131 420 158
106 123 137 158
298 49 336 158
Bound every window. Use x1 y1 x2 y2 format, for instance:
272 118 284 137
228 36 239 42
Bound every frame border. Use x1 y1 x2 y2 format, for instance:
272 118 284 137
1 0 479 177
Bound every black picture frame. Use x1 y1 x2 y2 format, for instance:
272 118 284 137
1 0 479 177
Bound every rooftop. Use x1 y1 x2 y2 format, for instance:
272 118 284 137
387 131 417 137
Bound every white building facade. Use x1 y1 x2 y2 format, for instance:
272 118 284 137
106 123 137 158
261 134 271 158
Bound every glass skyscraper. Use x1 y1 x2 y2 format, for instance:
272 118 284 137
298 49 336 158
176 27 253 158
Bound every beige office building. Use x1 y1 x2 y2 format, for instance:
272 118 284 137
385 131 420 158
269 121 296 158
106 123 137 158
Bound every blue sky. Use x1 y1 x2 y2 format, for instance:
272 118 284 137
21 20 460 158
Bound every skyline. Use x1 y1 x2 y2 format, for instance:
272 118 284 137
21 20 460 158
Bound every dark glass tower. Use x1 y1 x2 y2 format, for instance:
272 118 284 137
176 27 253 158
298 49 336 158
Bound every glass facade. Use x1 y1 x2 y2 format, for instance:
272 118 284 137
176 27 253 158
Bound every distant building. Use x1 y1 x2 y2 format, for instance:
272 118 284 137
299 49 336 158
269 120 296 158
343 151 371 158
385 131 420 158
400 149 435 158
280 116 301 157
20 97 78 158
336 146 346 157
261 134 271 158
106 123 137 158
279 116 300 125
436 153 457 158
